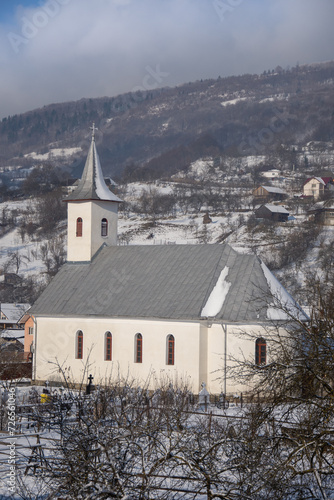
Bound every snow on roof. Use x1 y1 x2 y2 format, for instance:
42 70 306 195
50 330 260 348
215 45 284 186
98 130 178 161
309 200 326 211
260 262 308 321
314 177 326 185
262 169 280 174
0 329 25 344
261 186 286 194
323 199 334 209
201 267 231 317
309 198 334 211
263 204 289 214
304 177 332 186
0 303 30 323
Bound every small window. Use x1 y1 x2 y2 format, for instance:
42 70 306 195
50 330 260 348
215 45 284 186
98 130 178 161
28 327 33 335
76 218 83 237
105 332 112 361
101 218 108 237
255 338 266 365
135 333 142 363
76 330 83 359
167 335 175 365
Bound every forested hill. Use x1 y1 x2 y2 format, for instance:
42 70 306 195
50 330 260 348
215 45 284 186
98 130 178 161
1 60 334 180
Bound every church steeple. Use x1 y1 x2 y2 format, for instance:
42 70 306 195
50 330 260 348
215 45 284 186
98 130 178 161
66 123 122 204
65 126 122 262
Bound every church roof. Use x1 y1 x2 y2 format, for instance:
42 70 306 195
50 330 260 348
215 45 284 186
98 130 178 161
30 244 305 323
65 133 122 203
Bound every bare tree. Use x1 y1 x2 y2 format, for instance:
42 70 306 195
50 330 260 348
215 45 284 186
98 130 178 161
226 283 334 500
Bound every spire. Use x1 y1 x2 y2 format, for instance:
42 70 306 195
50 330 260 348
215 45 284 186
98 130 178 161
65 125 122 203
90 122 97 141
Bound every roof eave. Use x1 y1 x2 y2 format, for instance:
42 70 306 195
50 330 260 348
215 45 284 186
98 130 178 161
63 197 122 203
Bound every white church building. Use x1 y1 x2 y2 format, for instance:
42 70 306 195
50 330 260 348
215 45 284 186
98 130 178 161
30 130 305 395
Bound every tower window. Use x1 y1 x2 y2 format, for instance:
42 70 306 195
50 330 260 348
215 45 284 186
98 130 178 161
105 332 112 361
255 338 266 365
167 335 175 365
76 218 83 237
101 218 108 237
135 333 142 363
76 330 83 359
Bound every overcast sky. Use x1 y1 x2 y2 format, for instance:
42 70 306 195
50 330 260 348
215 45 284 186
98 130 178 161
1 0 333 119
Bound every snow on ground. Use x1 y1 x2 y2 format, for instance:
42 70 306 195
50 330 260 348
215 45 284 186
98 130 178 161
0 228 45 277
125 181 174 200
275 224 334 293
259 93 290 103
221 97 249 106
0 384 246 499
118 212 229 246
186 158 213 178
242 155 266 167
24 147 82 161
0 200 64 280
147 103 170 115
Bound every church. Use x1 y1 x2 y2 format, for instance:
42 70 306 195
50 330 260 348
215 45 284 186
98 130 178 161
30 130 305 395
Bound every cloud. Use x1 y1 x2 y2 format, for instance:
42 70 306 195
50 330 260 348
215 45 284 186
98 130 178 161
0 0 333 119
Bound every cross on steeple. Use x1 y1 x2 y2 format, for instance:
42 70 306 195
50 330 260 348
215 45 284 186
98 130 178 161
90 122 98 141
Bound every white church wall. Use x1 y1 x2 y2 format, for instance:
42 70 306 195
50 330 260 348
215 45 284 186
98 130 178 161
34 316 203 393
34 316 279 395
207 323 274 395
199 323 208 389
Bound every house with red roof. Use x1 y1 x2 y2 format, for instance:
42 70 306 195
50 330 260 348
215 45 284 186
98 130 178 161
303 177 334 199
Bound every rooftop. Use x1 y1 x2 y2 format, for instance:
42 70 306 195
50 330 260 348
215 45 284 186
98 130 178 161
31 243 305 323
65 129 122 203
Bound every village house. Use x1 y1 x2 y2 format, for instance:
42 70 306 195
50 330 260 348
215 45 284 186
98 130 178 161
0 303 32 379
303 176 334 199
255 204 290 223
307 198 334 226
261 169 281 180
20 313 34 359
253 185 287 203
29 130 305 395
0 303 30 330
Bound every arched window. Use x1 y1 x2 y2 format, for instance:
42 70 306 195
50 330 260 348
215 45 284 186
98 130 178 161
76 330 83 359
105 332 112 361
101 218 108 237
135 333 142 363
167 335 175 365
76 217 83 237
255 338 266 365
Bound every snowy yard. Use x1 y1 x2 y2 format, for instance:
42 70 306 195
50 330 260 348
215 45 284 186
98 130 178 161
0 383 333 499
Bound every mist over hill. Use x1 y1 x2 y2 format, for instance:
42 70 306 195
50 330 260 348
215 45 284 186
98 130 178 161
1 61 334 182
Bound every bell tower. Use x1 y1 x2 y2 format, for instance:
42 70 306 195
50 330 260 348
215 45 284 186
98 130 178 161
64 125 122 262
